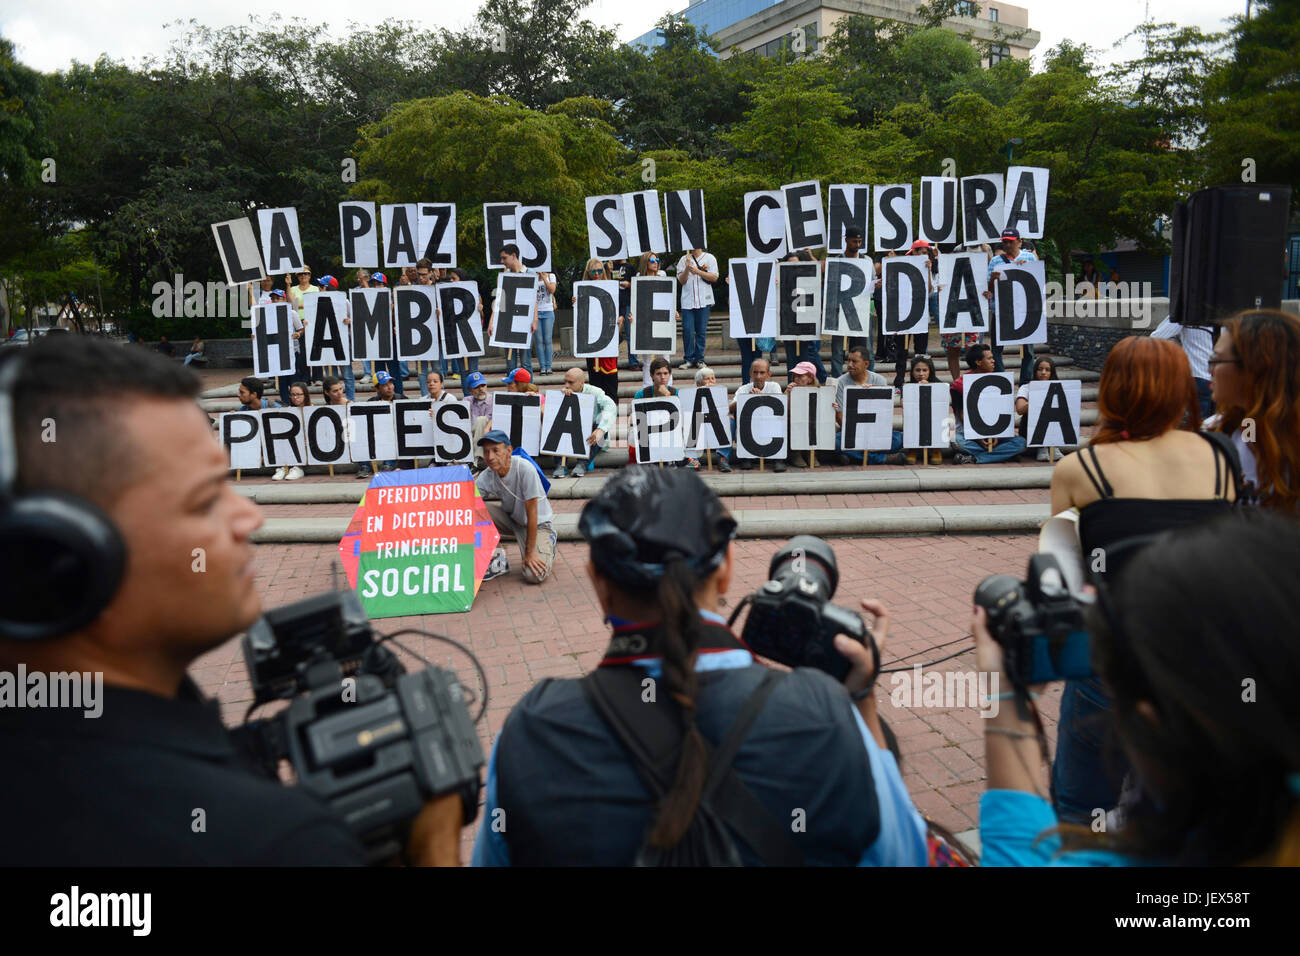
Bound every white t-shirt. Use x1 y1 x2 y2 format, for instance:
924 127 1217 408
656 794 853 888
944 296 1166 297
535 274 556 313
676 252 718 310
475 456 553 527
734 381 783 398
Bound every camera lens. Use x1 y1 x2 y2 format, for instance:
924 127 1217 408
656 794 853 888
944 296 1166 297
973 574 1023 633
768 535 838 600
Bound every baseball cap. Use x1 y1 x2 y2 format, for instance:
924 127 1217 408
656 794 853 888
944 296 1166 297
910 238 931 251
317 275 339 289
845 226 864 240
465 371 487 389
791 361 818 377
269 289 286 299
1000 227 1021 241
478 429 511 447
376 371 394 386
503 368 532 385
372 272 387 285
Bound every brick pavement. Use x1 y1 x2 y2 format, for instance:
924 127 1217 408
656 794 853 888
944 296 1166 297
192 527 1058 862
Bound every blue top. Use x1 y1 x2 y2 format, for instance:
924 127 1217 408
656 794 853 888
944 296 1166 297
979 790 1132 866
473 608 929 866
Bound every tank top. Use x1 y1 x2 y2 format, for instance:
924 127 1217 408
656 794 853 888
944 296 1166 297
1076 432 1237 581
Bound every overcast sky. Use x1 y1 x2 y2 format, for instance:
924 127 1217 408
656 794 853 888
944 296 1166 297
1 0 1246 75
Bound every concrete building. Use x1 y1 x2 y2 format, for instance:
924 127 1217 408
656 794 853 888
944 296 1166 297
631 0 1039 65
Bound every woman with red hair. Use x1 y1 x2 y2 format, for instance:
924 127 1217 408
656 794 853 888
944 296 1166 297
1207 309 1300 513
1046 334 1238 828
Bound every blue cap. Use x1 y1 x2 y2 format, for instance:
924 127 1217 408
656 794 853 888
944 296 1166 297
376 371 394 386
478 429 511 447
465 371 487 389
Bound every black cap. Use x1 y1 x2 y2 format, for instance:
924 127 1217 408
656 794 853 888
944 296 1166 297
578 467 737 591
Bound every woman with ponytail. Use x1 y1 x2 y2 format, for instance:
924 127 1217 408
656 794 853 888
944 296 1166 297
979 511 1300 866
472 467 928 866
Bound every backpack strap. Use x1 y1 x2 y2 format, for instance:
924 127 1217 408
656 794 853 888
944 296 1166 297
581 666 804 866
1197 429 1244 502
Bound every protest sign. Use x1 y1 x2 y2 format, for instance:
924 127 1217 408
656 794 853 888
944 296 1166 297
257 207 304 275
349 287 395 362
826 185 869 255
622 190 665 257
488 272 537 352
340 468 501 617
305 292 351 367
880 257 930 337
437 281 485 360
491 392 543 456
678 386 729 453
1003 167 1050 240
381 203 419 269
919 177 959 245
212 218 265 285
963 373 1016 440
664 189 707 253
347 402 399 463
394 285 441 363
743 191 787 259
417 202 457 267
937 252 991 334
1026 380 1081 448
840 386 894 452
902 383 950 449
251 303 297 378
734 392 787 460
339 201 379 269
540 390 596 459
961 174 1004 246
728 259 777 340
631 396 684 464
789 385 838 452
220 412 263 469
994 261 1048 346
777 261 822 340
572 281 621 358
873 184 913 252
586 194 628 260
783 180 826 251
822 258 874 337
630 275 677 354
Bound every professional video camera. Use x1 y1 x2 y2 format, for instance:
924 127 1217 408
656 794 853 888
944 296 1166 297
233 590 485 864
973 554 1091 687
735 535 875 683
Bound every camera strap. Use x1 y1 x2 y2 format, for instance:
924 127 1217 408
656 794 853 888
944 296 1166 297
580 646 803 866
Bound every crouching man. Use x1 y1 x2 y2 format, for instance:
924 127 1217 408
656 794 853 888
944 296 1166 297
476 429 557 585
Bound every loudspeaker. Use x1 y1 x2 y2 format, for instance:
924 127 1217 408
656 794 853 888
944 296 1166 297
1169 184 1292 325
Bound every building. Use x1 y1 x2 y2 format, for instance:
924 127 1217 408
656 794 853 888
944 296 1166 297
630 0 1039 65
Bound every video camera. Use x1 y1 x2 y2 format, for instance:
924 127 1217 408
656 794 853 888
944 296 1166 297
973 554 1091 686
738 535 873 683
233 591 485 864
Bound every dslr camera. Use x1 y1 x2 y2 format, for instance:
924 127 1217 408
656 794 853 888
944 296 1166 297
973 554 1091 686
233 591 484 864
740 535 871 683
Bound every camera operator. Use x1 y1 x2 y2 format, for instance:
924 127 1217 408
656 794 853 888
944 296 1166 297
0 337 461 865
472 467 928 866
975 511 1300 866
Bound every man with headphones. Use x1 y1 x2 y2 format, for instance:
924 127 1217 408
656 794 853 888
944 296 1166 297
0 337 460 865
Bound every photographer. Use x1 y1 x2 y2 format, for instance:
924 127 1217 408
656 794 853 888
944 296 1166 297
0 337 460 865
975 511 1300 866
472 467 928 866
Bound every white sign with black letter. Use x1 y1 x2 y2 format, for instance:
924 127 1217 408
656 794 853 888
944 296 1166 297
743 191 787 259
631 396 684 464
251 303 297 378
902 383 949 449
572 280 621 358
840 386 894 452
963 373 1016 440
490 392 543 457
734 392 787 460
257 208 304 276
540 390 596 459
1026 380 1081 448
789 386 838 452
678 385 729 453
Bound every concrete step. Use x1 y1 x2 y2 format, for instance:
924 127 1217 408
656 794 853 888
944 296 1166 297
250 502 1050 543
233 464 1055 504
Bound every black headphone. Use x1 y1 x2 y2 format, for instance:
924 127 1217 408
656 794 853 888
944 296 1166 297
0 353 127 641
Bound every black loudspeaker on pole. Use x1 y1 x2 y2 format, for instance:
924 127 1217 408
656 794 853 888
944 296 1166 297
1169 184 1292 326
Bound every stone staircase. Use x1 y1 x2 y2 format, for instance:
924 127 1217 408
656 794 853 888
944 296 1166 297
207 322 1098 543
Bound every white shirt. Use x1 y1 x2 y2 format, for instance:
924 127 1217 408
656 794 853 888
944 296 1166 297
676 252 717 309
734 380 783 398
1150 318 1213 380
535 274 555 313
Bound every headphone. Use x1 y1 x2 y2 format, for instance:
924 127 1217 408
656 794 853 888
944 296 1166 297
0 353 127 641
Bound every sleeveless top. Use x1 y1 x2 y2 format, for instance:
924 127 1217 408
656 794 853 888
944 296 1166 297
1076 433 1235 582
